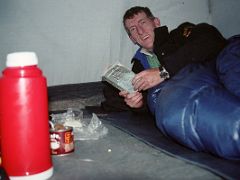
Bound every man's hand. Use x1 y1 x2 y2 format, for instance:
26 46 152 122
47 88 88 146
119 91 143 108
132 68 164 91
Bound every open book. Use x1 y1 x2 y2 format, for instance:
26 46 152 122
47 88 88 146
102 63 135 93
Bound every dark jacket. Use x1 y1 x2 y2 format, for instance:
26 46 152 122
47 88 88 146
102 22 226 113
133 22 226 76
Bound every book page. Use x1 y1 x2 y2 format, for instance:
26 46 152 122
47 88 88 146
102 63 135 93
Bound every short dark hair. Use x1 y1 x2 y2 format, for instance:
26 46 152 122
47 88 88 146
123 6 155 34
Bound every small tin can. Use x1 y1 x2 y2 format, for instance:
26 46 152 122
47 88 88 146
50 126 74 156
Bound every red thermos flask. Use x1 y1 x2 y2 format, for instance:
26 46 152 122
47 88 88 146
0 52 53 179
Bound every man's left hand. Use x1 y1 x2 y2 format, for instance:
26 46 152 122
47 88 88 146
119 91 143 108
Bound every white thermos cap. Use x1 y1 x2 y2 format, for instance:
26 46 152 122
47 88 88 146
6 52 38 67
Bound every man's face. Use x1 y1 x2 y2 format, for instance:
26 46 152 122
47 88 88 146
125 12 160 51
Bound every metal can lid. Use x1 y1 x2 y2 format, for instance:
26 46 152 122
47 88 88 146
6 52 38 67
50 126 73 132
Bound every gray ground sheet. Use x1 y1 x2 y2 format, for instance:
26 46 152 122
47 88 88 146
49 122 221 180
48 97 222 180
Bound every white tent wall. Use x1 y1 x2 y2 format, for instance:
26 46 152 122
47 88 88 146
0 0 239 86
211 0 240 38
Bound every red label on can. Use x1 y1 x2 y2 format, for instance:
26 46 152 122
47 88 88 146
50 126 74 155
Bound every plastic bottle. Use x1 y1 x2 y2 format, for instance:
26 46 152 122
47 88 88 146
0 52 53 179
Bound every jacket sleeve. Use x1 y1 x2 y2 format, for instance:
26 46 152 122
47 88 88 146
155 23 227 77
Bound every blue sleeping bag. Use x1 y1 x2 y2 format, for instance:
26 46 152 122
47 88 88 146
148 35 240 160
217 35 240 98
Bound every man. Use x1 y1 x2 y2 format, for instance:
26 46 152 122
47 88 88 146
102 6 226 112
100 7 240 160
118 6 226 109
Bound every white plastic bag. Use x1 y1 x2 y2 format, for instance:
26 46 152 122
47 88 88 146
50 108 108 140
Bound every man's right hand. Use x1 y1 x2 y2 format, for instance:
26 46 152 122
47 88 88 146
119 91 143 108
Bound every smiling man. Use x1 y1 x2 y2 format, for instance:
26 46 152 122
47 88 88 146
124 8 160 52
120 7 165 109
118 6 226 109
102 6 226 113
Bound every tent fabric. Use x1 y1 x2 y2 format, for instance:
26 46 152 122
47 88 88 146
148 35 240 160
0 1 214 87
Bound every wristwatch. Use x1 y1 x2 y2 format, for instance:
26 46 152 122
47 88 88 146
159 66 170 80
